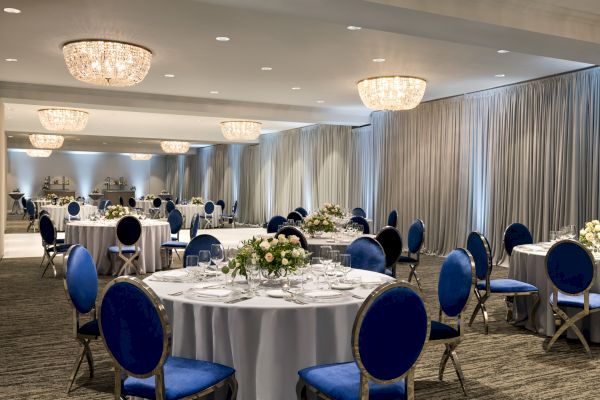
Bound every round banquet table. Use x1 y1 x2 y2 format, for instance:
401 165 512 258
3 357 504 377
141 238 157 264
144 269 393 400
510 242 600 342
41 204 97 231
136 199 166 214
305 233 373 254
65 219 170 275
176 203 222 226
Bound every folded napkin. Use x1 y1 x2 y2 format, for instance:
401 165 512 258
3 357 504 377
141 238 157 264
304 290 342 299
191 288 232 298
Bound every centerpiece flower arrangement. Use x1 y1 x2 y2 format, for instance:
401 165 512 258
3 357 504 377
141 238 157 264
302 213 336 236
91 188 101 194
579 220 600 249
144 194 155 200
11 187 20 193
319 202 345 218
191 196 204 205
46 193 58 202
222 234 308 278
105 204 130 220
58 196 75 206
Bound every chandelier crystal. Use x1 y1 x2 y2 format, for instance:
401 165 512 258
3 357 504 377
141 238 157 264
357 76 427 111
63 40 152 86
38 108 89 132
26 149 52 157
130 153 153 160
29 134 65 149
160 141 190 154
220 120 262 141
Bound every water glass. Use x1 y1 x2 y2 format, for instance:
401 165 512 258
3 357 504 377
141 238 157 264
340 254 352 281
311 257 325 289
320 246 333 266
210 244 225 270
246 262 261 295
549 231 558 242
198 250 211 276
186 255 199 280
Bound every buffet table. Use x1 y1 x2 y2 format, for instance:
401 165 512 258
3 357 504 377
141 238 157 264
176 203 222 225
41 204 97 231
66 219 170 275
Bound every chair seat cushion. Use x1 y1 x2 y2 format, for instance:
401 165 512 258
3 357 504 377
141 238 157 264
477 279 538 293
49 243 73 253
64 216 81 221
298 362 407 400
162 241 188 248
429 320 460 341
78 319 100 336
56 238 65 244
397 255 418 264
108 245 141 254
550 292 600 310
123 356 235 400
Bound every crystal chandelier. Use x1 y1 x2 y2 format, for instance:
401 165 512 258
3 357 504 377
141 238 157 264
63 40 153 86
26 149 52 157
220 120 262 141
160 141 190 154
29 134 65 149
38 108 89 132
357 76 427 111
130 153 153 160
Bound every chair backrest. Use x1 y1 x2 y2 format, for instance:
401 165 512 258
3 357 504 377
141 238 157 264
352 207 367 218
39 209 50 218
152 197 162 208
438 248 475 318
407 219 425 254
204 201 215 215
67 201 80 217
99 277 169 377
167 209 183 234
175 197 179 205
66 245 98 314
546 240 595 295
276 226 308 249
231 200 238 215
346 237 386 273
504 222 533 256
39 214 57 244
350 215 370 234
294 207 308 217
267 215 287 233
98 199 106 211
375 226 403 268
286 211 304 222
387 209 398 228
466 231 492 282
190 213 201 238
116 216 142 246
21 197 27 208
352 281 429 383
119 196 124 206
165 200 175 214
105 200 112 208
183 234 221 267
128 197 137 208
216 199 225 211
26 199 35 216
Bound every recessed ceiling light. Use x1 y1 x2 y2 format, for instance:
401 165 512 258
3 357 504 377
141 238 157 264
316 100 325 104
497 49 510 54
209 90 219 94
6 107 13 111
7 135 13 138
495 74 506 78
347 25 362 31
372 58 386 63
102 142 107 145
261 66 273 71
291 87 301 90
3 7 21 14
4 58 18 62
216 36 230 42
137 141 142 144
164 73 175 78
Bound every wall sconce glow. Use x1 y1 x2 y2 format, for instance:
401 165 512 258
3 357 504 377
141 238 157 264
29 134 64 149
357 75 427 110
130 153 153 160
160 141 190 154
26 149 52 157
38 108 89 132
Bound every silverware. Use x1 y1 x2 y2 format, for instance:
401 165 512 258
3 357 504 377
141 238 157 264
168 291 183 296
351 293 365 300
283 289 307 304
225 296 253 304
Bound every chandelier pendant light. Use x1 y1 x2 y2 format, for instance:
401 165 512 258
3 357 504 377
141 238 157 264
29 134 65 149
357 76 427 111
63 40 153 86
130 153 153 160
161 141 190 154
220 120 262 141
38 108 89 132
26 149 52 157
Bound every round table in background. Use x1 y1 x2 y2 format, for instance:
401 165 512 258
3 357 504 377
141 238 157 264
41 204 97 231
176 203 222 226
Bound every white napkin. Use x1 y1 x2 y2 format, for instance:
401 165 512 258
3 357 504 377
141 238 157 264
304 290 342 299
192 288 232 298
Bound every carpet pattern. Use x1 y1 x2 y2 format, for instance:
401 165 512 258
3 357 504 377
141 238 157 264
1 254 599 399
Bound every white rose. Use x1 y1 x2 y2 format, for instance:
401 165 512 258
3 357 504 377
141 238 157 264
278 234 286 240
314 220 320 225
323 220 329 225
281 258 289 265
259 241 270 250
581 229 587 235
271 238 278 245
281 251 287 257
279 236 288 244
594 225 600 232
585 232 595 242
292 249 300 257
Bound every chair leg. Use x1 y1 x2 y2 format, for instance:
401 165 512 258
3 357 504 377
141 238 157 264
41 253 57 278
438 345 451 381
407 264 422 289
528 293 540 331
469 291 489 334
546 307 591 356
448 344 467 396
505 296 514 322
84 340 94 378
66 341 87 393
296 379 308 400
227 376 238 400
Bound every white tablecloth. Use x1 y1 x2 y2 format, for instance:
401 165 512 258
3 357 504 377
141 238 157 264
176 204 222 226
510 242 600 342
144 269 392 400
41 204 97 231
65 219 170 275
136 199 166 214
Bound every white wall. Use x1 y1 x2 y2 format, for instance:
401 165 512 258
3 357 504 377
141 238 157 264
6 149 167 200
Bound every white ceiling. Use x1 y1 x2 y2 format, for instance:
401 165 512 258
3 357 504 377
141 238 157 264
0 0 595 147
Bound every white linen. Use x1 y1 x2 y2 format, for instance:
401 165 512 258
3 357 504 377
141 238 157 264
65 219 170 275
144 269 393 400
41 204 97 231
136 199 165 214
176 204 222 226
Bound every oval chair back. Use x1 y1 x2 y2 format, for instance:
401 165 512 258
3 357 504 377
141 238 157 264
21 196 27 209
116 216 142 246
466 231 492 282
204 201 215 215
39 209 50 218
231 200 238 215
267 215 286 233
152 198 162 208
66 245 98 315
99 276 169 377
350 215 370 234
119 196 124 206
546 240 595 295
351 207 366 218
346 237 386 273
26 199 36 217
216 199 225 211
276 226 308 249
407 219 425 254
286 211 303 222
175 197 179 205
504 223 533 256
183 234 221 267
105 200 112 208
39 214 57 245
167 209 183 236
128 197 137 208
438 248 475 318
375 226 403 268
190 213 200 238
165 200 175 215
352 281 430 383
67 201 81 217
387 210 398 228
98 199 106 211
294 207 308 218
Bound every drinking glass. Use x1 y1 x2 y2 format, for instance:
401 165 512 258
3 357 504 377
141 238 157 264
549 231 558 242
246 262 261 295
311 257 325 289
210 244 225 270
320 246 333 267
340 254 352 281
186 255 199 280
324 262 337 288
198 250 211 276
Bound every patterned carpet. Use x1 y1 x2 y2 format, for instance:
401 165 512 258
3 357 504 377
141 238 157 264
1 252 599 399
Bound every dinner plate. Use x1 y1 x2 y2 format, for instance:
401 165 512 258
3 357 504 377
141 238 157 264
150 269 190 282
266 289 286 298
184 287 245 302
298 289 349 303
331 282 355 290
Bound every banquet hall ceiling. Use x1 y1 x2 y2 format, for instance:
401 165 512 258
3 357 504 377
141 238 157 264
0 0 595 146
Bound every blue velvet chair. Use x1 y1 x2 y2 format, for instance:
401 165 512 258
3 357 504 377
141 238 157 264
220 200 238 228
351 207 367 218
350 215 370 234
397 219 425 289
165 200 176 215
294 207 308 218
375 226 403 277
201 201 216 229
99 276 238 399
103 200 112 211
119 196 124 206
183 234 221 267
467 231 539 334
128 197 137 208
21 196 28 219
503 222 533 257
346 237 386 274
296 281 430 400
64 245 100 393
276 226 308 249
108 216 142 276
267 215 287 233
39 214 73 278
97 199 106 212
216 199 226 214
428 248 475 396
161 210 185 265
26 199 38 232
287 211 304 223
150 197 162 219
65 201 82 223
387 210 398 228
545 240 600 356
189 213 200 239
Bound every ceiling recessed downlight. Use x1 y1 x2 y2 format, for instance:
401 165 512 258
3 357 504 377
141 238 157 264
216 36 230 42
372 58 386 63
291 87 301 90
209 90 219 94
497 49 510 54
316 100 325 104
164 74 175 78
261 66 273 71
5 58 18 62
495 74 506 78
346 25 362 31
3 7 21 13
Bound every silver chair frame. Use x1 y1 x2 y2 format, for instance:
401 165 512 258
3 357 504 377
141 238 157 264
397 219 425 289
113 217 142 276
26 202 39 232
40 216 66 278
99 277 238 400
203 202 215 229
296 281 430 400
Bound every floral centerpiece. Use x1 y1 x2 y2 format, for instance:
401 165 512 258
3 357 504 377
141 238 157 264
160 189 169 194
223 234 307 279
45 193 58 203
105 205 130 219
191 196 204 205
319 202 344 218
11 187 20 193
58 196 75 206
91 188 101 194
579 220 600 249
144 194 155 200
302 213 336 236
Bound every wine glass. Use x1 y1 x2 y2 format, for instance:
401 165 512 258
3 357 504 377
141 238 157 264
198 250 211 277
340 254 352 281
210 244 225 271
311 257 324 289
320 246 333 267
186 255 199 280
